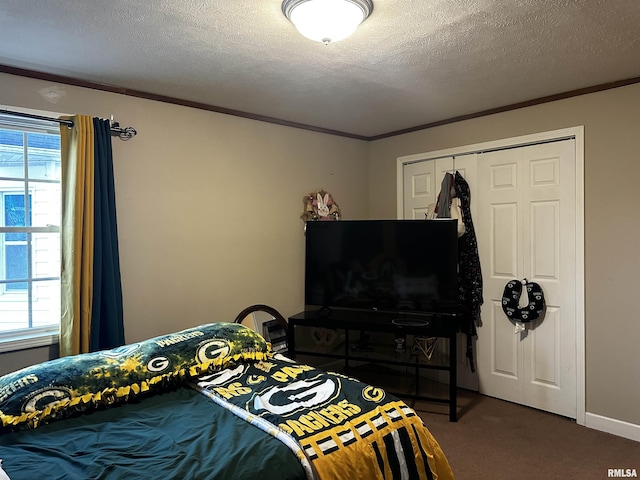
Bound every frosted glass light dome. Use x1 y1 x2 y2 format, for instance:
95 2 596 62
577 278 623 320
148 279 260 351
282 0 373 45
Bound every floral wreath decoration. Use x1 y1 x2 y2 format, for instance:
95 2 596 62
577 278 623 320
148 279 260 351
301 189 341 222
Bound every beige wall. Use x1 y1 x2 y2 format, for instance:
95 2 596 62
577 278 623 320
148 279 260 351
0 72 369 374
367 83 640 426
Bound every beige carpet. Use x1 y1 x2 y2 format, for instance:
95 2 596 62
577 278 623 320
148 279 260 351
410 390 640 480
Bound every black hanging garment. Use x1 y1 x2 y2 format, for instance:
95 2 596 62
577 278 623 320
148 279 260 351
454 171 483 372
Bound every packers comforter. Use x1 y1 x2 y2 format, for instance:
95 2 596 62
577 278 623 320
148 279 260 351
0 323 454 480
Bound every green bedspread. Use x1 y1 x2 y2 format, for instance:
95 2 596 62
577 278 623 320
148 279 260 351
0 387 304 480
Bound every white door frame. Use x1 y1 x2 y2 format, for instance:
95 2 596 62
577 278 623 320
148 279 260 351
396 126 585 426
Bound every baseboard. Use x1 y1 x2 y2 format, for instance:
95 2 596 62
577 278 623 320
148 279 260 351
585 412 640 443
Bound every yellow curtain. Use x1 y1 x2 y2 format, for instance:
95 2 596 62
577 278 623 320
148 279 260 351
60 115 95 356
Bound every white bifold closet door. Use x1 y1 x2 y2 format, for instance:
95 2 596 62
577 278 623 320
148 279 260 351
476 139 577 419
401 138 578 419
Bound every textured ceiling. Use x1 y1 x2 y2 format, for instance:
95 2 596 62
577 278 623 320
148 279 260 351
1 0 639 138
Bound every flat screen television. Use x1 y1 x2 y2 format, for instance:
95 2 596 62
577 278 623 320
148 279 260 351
304 220 458 315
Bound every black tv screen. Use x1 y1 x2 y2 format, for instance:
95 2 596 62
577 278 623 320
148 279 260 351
304 220 458 315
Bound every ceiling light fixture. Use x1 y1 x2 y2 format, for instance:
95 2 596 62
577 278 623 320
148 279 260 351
282 0 373 45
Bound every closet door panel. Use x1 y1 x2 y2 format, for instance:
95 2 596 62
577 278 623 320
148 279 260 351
491 203 518 277
402 161 438 219
528 306 561 388
530 201 560 279
477 157 524 399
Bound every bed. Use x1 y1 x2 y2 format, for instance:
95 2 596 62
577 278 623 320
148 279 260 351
0 321 454 479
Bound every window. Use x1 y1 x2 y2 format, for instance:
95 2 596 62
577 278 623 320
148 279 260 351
0 113 61 352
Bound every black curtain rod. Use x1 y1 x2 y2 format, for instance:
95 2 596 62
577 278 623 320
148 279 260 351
1 109 137 140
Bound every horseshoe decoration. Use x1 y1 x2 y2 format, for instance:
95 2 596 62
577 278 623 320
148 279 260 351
501 279 545 323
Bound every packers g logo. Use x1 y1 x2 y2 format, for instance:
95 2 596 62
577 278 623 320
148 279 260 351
147 356 171 372
23 387 72 413
197 340 231 363
250 377 338 416
362 386 385 402
247 375 266 385
198 364 246 388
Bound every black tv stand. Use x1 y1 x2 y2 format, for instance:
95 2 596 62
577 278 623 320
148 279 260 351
287 308 459 421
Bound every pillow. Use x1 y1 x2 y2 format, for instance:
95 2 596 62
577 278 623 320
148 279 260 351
0 322 269 432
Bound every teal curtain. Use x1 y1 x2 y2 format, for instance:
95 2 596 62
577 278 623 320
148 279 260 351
90 118 124 351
